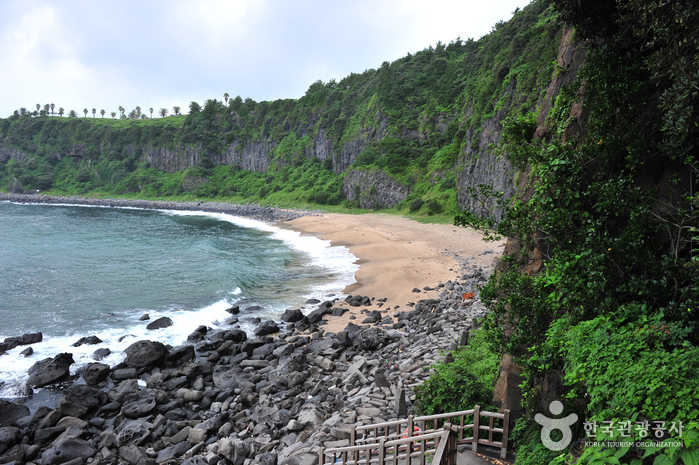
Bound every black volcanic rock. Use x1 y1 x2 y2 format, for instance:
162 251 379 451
254 320 279 336
123 340 168 368
26 353 74 388
71 335 102 347
280 309 304 323
0 400 29 427
4 332 42 350
146 316 173 330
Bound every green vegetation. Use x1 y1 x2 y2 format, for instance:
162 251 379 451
467 0 699 463
0 0 559 222
414 329 499 415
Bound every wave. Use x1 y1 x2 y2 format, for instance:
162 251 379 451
0 206 358 398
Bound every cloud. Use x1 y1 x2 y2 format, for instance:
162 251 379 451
0 0 533 118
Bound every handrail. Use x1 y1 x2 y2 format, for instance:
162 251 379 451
321 406 511 464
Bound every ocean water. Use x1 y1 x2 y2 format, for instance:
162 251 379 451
0 202 357 396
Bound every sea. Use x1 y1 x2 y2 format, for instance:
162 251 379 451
0 201 358 398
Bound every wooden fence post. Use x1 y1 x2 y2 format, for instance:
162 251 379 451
501 409 511 459
472 405 481 452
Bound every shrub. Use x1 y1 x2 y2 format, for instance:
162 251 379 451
409 198 424 212
427 200 443 215
414 329 499 415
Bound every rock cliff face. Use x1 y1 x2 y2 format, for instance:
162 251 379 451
343 170 408 209
491 27 586 419
0 144 27 164
456 108 518 223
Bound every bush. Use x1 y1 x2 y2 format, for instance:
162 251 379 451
427 200 443 215
414 329 499 415
409 198 424 212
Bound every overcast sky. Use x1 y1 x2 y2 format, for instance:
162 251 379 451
0 0 532 118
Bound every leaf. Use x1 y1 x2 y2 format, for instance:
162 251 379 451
682 449 699 465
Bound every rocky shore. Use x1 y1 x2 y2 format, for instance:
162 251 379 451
0 261 492 465
0 193 314 223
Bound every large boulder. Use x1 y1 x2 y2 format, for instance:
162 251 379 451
280 309 304 323
71 335 102 347
210 329 247 344
0 400 29 427
26 353 74 388
146 316 173 330
116 419 153 447
0 426 21 455
40 438 95 465
297 404 324 429
4 332 42 350
218 437 250 465
254 320 279 336
121 390 156 418
56 384 104 418
83 362 110 385
123 340 168 368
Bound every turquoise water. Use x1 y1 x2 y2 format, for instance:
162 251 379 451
0 202 357 395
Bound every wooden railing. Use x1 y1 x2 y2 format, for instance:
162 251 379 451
319 406 510 464
321 424 456 465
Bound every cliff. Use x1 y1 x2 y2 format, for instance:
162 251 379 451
0 0 559 220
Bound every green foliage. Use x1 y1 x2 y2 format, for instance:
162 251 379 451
426 200 443 215
501 112 537 169
414 329 499 415
476 0 699 462
558 314 699 423
0 0 558 215
409 198 424 212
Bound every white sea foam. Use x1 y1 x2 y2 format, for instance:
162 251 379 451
0 208 358 398
162 210 359 301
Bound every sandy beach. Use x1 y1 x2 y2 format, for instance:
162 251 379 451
282 212 505 332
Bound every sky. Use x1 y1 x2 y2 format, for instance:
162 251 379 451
0 0 533 118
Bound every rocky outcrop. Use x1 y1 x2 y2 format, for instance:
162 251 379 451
343 169 408 209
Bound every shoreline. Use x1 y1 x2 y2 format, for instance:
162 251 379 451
281 212 505 333
0 192 315 223
0 192 504 464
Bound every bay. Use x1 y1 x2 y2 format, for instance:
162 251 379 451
0 201 357 396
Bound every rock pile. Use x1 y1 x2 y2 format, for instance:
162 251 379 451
0 265 492 465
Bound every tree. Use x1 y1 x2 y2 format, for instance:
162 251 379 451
92 108 96 118
69 110 77 118
172 106 180 116
100 109 105 118
50 103 55 116
135 106 141 118
189 101 201 114
223 93 229 105
36 104 40 113
149 107 153 118
111 111 116 119
19 108 27 116
159 107 168 118
58 107 64 117
83 108 88 117
44 104 50 115
118 106 125 118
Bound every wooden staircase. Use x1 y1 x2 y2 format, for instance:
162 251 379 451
319 405 510 464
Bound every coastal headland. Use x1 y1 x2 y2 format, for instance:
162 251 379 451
0 194 502 465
